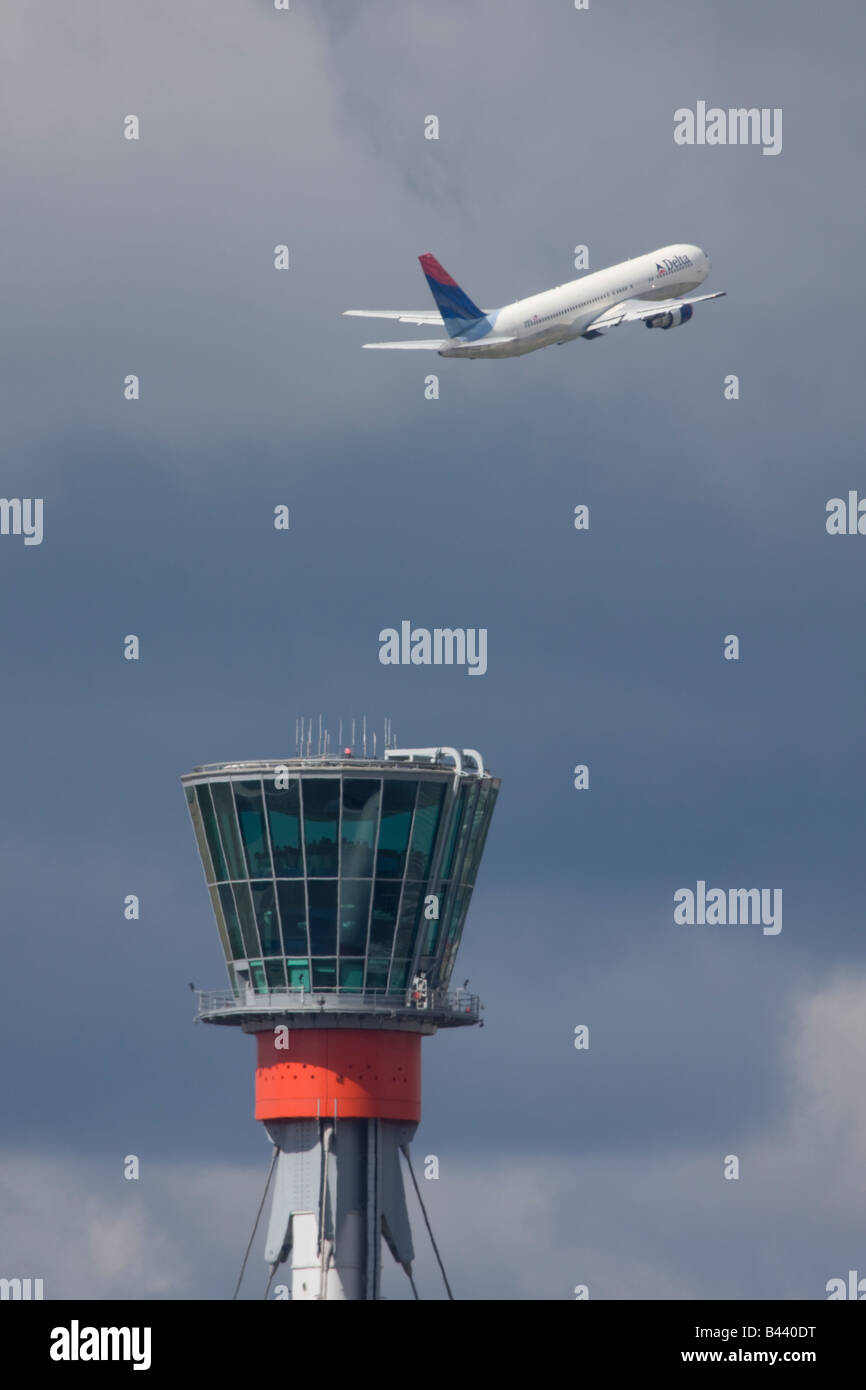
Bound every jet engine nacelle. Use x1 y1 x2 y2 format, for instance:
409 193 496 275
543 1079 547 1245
645 303 694 330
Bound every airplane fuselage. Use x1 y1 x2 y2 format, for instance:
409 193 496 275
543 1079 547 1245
440 243 710 358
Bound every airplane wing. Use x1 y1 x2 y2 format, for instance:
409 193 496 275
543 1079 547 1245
344 310 445 326
584 291 726 334
362 338 449 350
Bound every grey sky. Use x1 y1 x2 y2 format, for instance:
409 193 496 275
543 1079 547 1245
0 0 864 1299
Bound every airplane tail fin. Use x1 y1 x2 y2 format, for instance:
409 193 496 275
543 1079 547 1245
418 254 485 338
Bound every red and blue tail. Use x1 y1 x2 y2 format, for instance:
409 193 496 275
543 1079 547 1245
419 253 485 338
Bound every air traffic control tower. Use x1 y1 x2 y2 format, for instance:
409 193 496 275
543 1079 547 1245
182 745 499 1299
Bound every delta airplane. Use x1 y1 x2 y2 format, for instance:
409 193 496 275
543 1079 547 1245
344 245 724 359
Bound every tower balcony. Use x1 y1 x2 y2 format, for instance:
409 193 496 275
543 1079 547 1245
194 984 482 1029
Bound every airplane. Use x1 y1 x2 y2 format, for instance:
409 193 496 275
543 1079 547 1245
344 244 724 359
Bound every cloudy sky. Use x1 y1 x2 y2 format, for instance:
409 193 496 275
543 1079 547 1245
1 0 864 1300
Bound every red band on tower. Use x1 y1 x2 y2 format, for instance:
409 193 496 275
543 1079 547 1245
255 1028 422 1123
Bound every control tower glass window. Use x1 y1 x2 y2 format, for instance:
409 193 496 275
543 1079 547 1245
462 783 498 886
440 784 468 880
265 778 303 877
339 878 371 954
302 780 340 876
377 779 417 877
340 780 380 877
195 785 227 883
276 879 308 955
369 880 400 956
234 782 272 878
308 879 338 954
232 879 261 960
406 779 446 879
217 884 244 958
210 783 247 880
251 880 280 955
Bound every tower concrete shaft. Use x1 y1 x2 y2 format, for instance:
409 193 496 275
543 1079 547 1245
263 1118 416 1300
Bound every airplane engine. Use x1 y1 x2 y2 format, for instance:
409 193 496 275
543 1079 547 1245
645 304 694 329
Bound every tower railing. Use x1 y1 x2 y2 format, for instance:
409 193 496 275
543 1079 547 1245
195 985 480 1024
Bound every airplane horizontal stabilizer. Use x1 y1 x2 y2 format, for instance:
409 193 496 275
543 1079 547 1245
344 310 444 325
362 338 449 350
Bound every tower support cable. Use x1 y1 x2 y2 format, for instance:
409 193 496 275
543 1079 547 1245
233 1143 279 1300
400 1144 454 1300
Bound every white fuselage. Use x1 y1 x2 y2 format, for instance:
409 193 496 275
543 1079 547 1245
440 243 710 358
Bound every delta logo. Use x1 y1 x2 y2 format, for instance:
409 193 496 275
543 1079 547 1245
656 254 693 277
